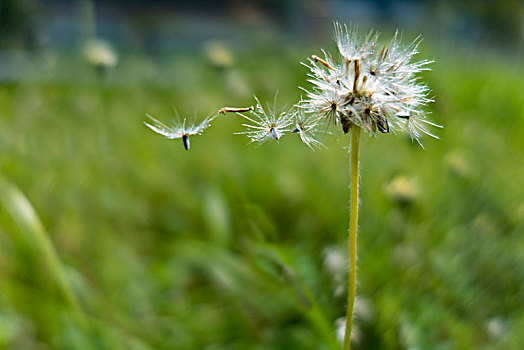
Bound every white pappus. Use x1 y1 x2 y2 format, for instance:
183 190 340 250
144 113 215 150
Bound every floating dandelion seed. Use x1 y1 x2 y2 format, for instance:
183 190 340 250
144 113 214 150
234 95 293 145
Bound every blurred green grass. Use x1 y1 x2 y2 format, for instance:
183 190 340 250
0 43 523 349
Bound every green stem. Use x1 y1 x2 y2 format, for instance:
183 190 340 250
80 0 96 42
343 127 360 350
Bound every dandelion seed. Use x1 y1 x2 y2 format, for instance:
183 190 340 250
396 112 442 147
235 95 293 145
269 127 280 140
181 135 190 150
301 86 348 127
144 113 214 150
292 110 325 150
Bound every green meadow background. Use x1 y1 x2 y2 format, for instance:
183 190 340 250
1 3 524 349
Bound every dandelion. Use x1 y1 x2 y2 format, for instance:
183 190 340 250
297 23 439 350
217 25 438 349
144 113 214 150
300 24 439 147
147 22 439 350
233 95 293 145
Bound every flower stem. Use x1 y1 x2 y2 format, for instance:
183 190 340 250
343 126 360 350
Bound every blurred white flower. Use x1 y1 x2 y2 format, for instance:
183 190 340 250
445 149 472 178
384 175 420 205
335 316 361 345
353 296 374 322
323 246 345 282
83 39 118 69
486 316 508 341
202 39 234 68
144 113 215 150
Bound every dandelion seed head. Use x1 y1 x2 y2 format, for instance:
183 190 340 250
301 22 439 146
147 23 438 151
